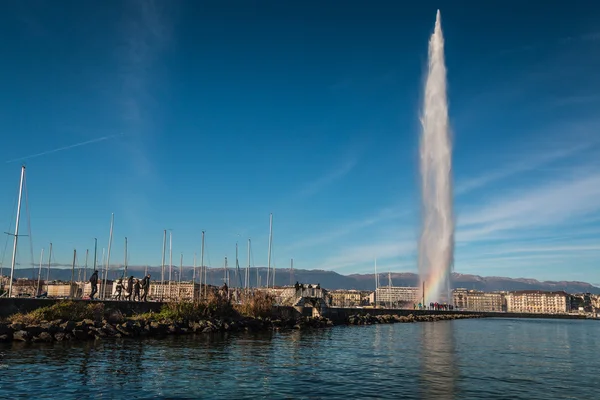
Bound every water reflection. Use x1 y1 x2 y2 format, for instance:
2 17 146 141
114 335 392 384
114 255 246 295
1 320 600 399
419 321 458 400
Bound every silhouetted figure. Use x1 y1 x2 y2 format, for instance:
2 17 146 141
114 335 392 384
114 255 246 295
114 279 123 301
141 274 151 301
125 276 134 301
295 281 300 292
133 279 141 301
316 283 321 289
221 282 229 300
89 270 99 300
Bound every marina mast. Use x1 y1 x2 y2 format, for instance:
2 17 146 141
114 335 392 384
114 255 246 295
8 165 26 298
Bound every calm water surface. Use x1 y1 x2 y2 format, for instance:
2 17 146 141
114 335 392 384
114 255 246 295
0 318 598 399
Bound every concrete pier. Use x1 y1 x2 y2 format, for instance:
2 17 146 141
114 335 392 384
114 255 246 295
0 298 163 319
0 298 594 322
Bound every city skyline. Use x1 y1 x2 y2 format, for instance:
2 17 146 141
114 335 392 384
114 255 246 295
1 2 599 283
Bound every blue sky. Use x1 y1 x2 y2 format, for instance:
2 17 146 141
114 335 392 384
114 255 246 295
1 1 599 283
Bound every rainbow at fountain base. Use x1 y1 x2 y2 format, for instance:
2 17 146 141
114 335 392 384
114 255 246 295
419 269 452 305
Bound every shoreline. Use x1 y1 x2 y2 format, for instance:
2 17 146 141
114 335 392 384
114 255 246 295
0 312 482 344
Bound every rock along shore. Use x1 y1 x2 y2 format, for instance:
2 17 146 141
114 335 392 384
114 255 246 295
0 312 483 343
0 315 333 343
347 313 483 325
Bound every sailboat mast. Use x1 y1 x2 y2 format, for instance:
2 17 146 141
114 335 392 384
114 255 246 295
36 248 44 296
235 242 243 289
179 253 183 298
266 213 273 288
224 257 228 286
102 213 114 299
168 230 173 299
290 258 293 286
124 237 128 278
200 230 205 298
388 271 392 309
161 230 166 291
8 165 25 298
193 252 196 283
246 239 250 290
92 238 97 274
70 249 77 298
83 249 89 282
46 242 53 282
374 258 378 307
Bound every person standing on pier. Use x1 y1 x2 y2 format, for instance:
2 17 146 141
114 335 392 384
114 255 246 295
114 279 123 301
124 276 134 301
89 270 99 300
141 274 150 302
133 279 141 302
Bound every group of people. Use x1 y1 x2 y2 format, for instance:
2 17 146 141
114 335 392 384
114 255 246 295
294 282 321 292
414 302 454 311
88 270 151 302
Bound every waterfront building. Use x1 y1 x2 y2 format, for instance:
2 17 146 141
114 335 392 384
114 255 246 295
329 289 368 307
452 289 506 312
10 278 37 297
148 281 201 301
81 281 113 299
591 294 600 312
255 285 329 306
375 286 418 308
505 290 570 314
46 282 80 298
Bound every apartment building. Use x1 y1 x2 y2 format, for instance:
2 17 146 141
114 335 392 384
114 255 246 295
329 289 367 307
453 289 506 312
46 283 80 298
376 286 419 307
148 282 201 301
505 290 570 314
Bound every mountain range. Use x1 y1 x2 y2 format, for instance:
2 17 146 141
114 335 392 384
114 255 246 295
6 266 600 294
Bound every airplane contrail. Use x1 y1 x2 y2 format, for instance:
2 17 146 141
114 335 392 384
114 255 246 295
5 133 124 164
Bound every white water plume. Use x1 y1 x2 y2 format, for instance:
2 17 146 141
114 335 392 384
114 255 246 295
418 10 454 305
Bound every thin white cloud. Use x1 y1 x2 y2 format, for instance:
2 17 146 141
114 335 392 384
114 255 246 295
281 206 408 253
298 158 358 197
455 139 598 195
319 240 416 271
458 172 600 234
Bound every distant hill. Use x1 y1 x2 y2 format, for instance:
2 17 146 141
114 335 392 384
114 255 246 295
8 266 600 294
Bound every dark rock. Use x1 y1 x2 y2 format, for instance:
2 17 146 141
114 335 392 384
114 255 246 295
40 321 60 334
102 323 118 336
10 323 24 331
73 329 90 340
25 325 44 337
14 330 31 342
106 309 124 324
33 332 54 343
60 321 76 332
115 324 132 337
54 332 71 342
0 334 12 342
0 323 13 336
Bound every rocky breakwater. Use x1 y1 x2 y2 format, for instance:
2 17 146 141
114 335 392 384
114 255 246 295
347 313 482 325
0 315 333 343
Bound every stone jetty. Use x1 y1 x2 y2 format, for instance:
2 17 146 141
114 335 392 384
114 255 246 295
0 315 334 343
346 313 482 325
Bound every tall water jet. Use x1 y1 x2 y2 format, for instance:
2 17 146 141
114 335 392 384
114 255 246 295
418 10 454 305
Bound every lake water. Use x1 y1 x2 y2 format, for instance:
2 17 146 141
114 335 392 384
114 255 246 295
1 318 598 399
